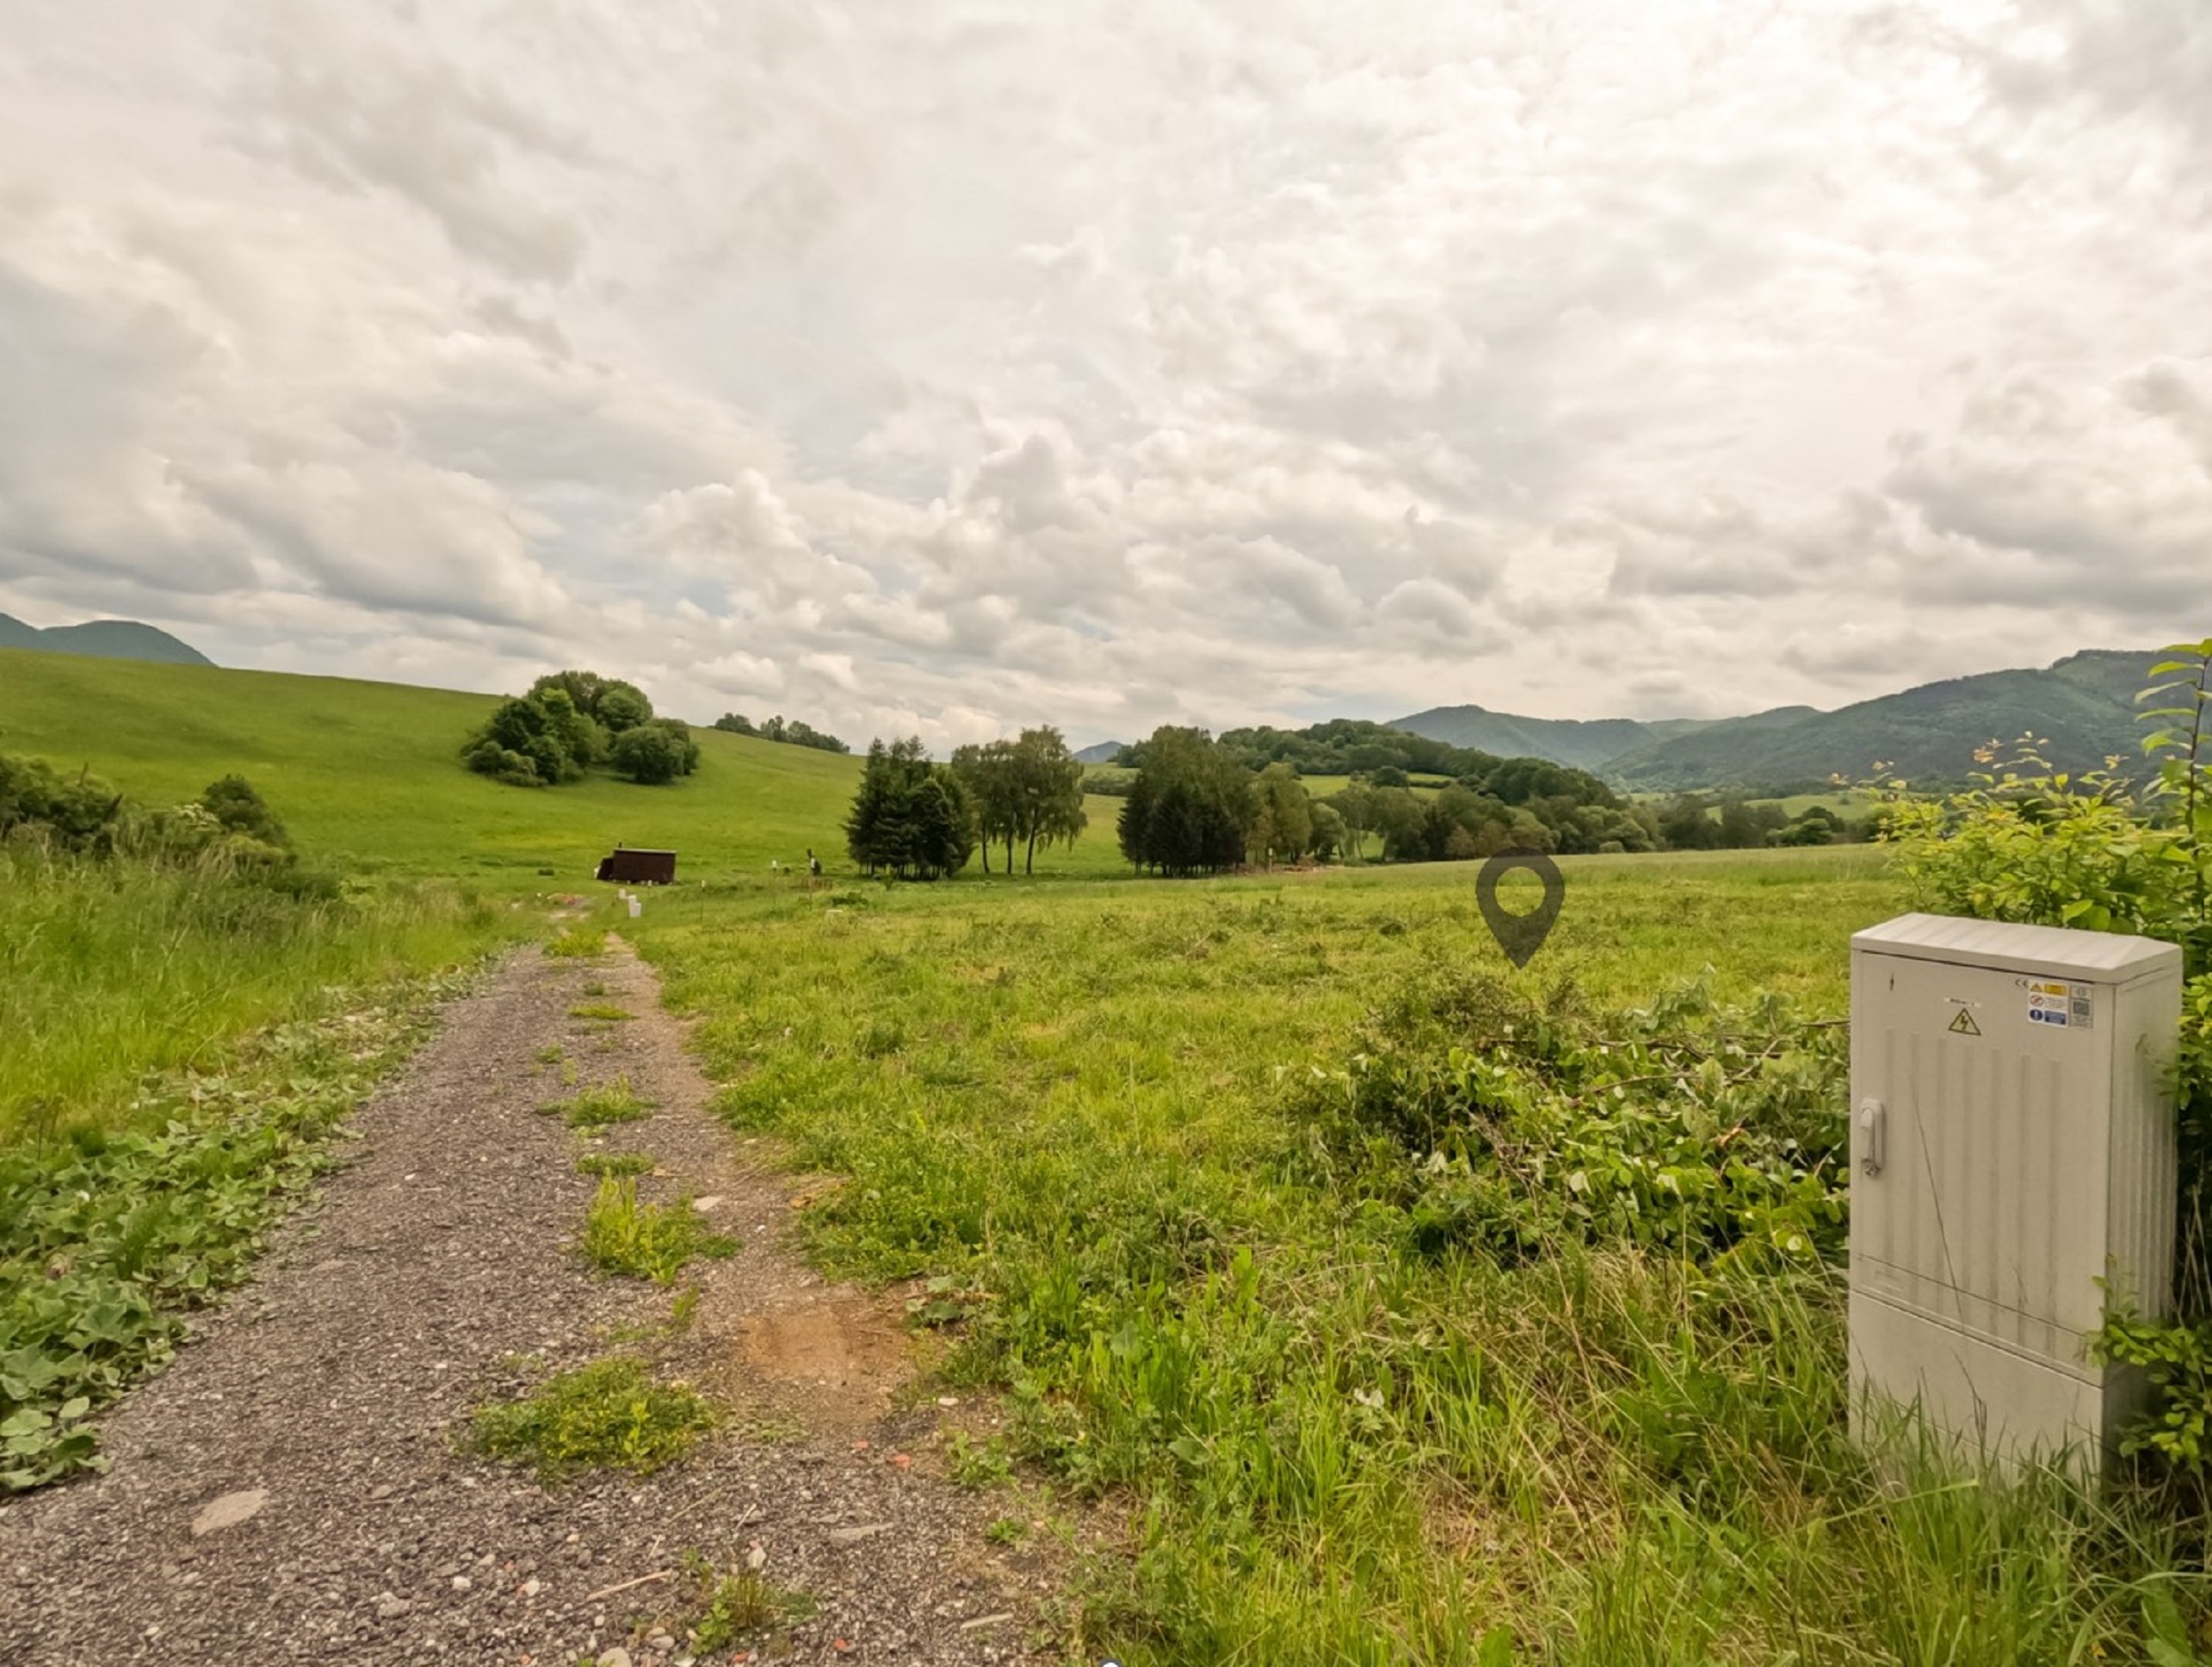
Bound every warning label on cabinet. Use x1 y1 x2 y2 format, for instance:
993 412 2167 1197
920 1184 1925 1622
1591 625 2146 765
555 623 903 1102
1947 1008 1981 1036
2023 979 2093 1031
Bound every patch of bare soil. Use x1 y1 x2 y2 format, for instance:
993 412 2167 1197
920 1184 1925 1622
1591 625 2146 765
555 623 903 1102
0 942 1062 1666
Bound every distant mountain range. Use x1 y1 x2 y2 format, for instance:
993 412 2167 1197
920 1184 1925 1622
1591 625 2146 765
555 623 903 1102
1395 649 2172 792
0 613 213 667
1073 740 1126 765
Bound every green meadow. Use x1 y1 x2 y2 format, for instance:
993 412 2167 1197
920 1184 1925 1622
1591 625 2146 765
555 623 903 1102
625 854 2212 1663
11 647 2212 1659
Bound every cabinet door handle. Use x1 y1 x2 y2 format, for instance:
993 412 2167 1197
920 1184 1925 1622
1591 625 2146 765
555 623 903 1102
1858 1098 1886 1178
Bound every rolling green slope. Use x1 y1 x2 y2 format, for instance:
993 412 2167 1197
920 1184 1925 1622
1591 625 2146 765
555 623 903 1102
0 649 1135 883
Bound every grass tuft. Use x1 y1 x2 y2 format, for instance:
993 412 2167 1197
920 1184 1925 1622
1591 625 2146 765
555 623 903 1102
569 1002 635 1022
580 1178 735 1283
947 1430 1015 1488
466 1356 713 1480
543 1077 652 1128
544 926 607 958
575 1150 656 1178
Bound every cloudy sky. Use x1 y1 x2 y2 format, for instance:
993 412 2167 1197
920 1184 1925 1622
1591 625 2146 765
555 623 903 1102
2 0 2207 747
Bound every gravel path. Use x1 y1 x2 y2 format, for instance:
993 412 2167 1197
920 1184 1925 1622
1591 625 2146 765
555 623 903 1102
0 941 1058 1666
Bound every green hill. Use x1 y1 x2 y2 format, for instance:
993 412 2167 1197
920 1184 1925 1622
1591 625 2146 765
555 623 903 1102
0 649 1131 884
1605 650 2166 790
1391 650 2173 791
1386 703 1692 772
0 613 213 665
0 650 1033 883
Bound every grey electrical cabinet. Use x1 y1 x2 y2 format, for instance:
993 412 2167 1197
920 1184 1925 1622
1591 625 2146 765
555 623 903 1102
1849 912 2184 1473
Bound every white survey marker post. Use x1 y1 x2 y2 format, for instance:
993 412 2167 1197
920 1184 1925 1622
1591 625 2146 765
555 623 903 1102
1848 912 2184 1474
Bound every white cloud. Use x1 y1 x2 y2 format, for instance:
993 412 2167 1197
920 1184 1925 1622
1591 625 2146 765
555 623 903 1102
3 0 2208 747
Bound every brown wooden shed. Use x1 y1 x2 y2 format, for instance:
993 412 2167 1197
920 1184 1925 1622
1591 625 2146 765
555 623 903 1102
595 847 677 885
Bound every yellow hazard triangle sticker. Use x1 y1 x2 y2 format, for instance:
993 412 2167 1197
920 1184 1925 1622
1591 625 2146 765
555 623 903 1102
1947 1009 1981 1036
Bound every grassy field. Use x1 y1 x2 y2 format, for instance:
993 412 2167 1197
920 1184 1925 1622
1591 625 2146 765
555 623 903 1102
620 847 2212 1663
20 649 2212 1655
627 849 2212 1662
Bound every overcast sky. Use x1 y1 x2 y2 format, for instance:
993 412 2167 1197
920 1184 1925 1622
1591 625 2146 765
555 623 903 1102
2 0 2207 746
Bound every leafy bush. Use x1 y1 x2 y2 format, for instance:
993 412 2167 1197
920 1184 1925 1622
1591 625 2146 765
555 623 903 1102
610 718 701 785
1298 972 1849 1268
462 670 691 789
466 1356 713 1479
0 755 128 854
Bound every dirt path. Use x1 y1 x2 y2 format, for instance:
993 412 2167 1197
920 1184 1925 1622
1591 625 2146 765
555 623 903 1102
0 943 1057 1666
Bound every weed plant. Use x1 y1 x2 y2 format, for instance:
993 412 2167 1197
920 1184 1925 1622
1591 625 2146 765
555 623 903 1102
569 1003 634 1021
580 1179 733 1284
466 1356 713 1480
680 1555 817 1651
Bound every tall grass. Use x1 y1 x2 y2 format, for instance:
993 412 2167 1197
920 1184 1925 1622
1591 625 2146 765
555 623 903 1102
634 857 2212 1663
0 846 505 1145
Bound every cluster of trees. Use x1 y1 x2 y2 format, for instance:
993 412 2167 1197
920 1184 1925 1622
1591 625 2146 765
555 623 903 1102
1117 728 1260 876
1212 718 1502 780
1653 795 1862 849
712 712 850 754
845 728 1090 879
1112 720 1656 865
950 728 1087 874
1113 727 1649 875
843 739 975 879
465 671 700 787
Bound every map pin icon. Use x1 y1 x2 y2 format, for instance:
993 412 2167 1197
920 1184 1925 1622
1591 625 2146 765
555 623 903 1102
1477 848 1565 968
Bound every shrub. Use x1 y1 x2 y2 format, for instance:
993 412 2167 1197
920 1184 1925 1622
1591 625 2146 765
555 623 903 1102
197 774 289 849
462 671 690 790
0 755 128 854
610 719 700 785
1298 971 1849 1268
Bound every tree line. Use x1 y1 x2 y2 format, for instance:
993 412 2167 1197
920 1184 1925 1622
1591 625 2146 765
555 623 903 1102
464 670 701 787
840 720 1863 882
712 712 850 754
